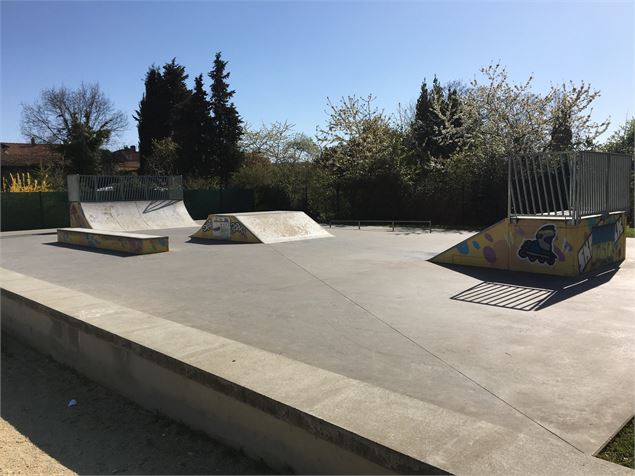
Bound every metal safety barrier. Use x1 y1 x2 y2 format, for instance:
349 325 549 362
329 219 432 233
68 175 183 202
508 151 631 223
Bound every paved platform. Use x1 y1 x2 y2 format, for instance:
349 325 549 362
1 225 633 474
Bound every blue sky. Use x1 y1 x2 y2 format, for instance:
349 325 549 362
1 1 633 149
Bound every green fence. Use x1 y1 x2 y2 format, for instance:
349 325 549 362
183 189 255 219
1 189 255 231
1 192 69 231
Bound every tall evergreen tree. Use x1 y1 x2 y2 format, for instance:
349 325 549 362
412 79 433 164
136 66 168 173
135 59 191 174
174 74 213 175
412 77 464 162
208 51 243 186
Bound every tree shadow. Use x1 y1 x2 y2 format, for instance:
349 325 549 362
435 262 621 311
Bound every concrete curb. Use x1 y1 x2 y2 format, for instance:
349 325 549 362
0 270 443 474
1 269 631 475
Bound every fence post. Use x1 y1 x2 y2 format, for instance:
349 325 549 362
358 221 360 230
392 221 395 231
38 191 44 229
67 175 80 202
604 153 611 217
507 156 511 220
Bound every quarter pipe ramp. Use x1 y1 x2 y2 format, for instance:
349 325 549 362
70 200 197 232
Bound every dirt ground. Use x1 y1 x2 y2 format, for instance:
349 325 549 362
0 335 273 475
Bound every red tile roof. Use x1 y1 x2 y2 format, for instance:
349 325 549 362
1 142 63 167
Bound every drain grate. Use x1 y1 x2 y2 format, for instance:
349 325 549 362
451 282 556 311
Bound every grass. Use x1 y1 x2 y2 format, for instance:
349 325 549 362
597 417 634 469
627 227 635 238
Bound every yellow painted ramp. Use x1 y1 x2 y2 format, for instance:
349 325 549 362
430 214 627 277
430 218 512 270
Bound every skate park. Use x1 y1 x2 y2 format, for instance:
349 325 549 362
1 152 634 474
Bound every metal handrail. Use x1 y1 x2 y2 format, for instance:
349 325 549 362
329 219 432 233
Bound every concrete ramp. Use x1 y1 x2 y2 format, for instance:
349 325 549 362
191 211 332 244
430 213 627 277
70 200 197 231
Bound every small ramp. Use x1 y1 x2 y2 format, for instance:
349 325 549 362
191 211 332 244
430 218 512 270
70 200 197 232
430 213 627 277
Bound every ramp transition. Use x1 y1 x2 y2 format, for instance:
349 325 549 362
430 213 626 277
70 200 197 232
191 211 332 244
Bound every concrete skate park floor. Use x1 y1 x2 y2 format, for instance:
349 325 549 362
1 225 634 473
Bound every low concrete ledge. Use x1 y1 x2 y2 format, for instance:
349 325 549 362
57 228 168 255
1 269 630 475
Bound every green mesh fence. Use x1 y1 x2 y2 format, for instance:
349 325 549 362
183 189 255 219
1 189 255 231
1 192 69 231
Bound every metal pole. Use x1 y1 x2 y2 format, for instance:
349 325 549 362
507 157 512 219
605 153 611 217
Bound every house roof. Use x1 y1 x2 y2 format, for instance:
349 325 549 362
113 147 140 172
1 142 63 168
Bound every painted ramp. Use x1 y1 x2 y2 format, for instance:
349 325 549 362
430 213 626 277
191 211 333 244
70 200 197 232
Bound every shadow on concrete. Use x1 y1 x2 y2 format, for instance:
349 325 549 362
143 200 180 213
327 225 432 236
43 241 138 258
186 238 252 246
0 336 273 475
436 263 621 311
0 231 58 240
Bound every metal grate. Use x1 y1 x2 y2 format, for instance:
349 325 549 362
509 151 632 222
68 175 183 202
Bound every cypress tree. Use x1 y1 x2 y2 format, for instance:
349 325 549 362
135 66 168 173
174 74 213 175
208 51 243 186
412 77 464 162
135 59 191 174
413 79 433 161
